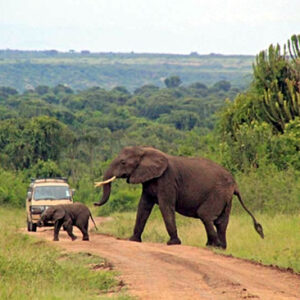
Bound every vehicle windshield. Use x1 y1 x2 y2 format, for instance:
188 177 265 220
33 186 71 200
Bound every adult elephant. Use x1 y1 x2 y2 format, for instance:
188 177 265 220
94 146 264 248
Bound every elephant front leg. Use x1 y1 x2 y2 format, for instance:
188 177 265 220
53 220 63 241
158 200 181 245
64 221 77 241
129 194 154 243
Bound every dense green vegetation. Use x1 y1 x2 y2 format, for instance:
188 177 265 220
0 207 131 300
0 35 300 212
0 35 299 273
0 50 253 91
0 74 241 207
218 35 300 173
0 35 299 212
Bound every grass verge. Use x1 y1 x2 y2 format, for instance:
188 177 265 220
97 206 300 273
0 206 132 300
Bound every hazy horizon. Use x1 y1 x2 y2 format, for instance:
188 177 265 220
1 0 299 56
0 48 256 56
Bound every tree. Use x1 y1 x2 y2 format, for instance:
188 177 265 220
27 116 74 163
134 84 159 95
219 35 300 136
287 34 300 63
159 110 200 130
0 116 74 169
31 160 63 178
53 84 73 95
164 76 182 88
253 43 299 133
212 80 231 92
35 85 50 95
188 82 208 90
0 86 18 101
217 35 300 171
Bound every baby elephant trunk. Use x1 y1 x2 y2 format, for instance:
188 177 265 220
37 210 47 227
36 219 43 227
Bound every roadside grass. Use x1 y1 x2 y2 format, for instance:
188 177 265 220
0 207 132 300
97 206 300 273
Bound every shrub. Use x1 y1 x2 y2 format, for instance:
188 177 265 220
233 166 300 214
30 160 63 178
97 182 141 216
0 169 27 207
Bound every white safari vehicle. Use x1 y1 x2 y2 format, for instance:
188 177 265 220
26 178 74 232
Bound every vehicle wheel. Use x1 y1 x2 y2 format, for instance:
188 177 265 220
27 221 37 232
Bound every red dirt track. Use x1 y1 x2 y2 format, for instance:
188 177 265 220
25 218 300 300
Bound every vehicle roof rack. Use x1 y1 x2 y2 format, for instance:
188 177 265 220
31 177 68 183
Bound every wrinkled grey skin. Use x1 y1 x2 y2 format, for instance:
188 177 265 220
38 203 97 241
94 146 264 249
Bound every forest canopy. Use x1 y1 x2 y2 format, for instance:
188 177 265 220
0 51 253 92
0 34 299 214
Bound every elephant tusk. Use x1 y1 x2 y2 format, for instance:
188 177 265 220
94 176 116 188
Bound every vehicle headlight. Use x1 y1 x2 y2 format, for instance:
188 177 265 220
30 206 46 214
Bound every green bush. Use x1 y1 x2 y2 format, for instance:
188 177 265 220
0 169 27 207
219 121 273 172
72 176 99 204
97 182 141 216
219 118 300 173
30 159 63 178
269 117 300 170
234 166 300 214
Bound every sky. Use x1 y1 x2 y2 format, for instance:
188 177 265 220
0 0 299 55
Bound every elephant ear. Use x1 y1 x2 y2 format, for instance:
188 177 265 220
129 148 168 184
52 207 65 221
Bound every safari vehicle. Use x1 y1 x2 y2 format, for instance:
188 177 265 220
26 178 74 232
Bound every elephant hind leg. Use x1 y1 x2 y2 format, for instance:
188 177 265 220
200 219 221 248
76 218 89 241
214 200 232 249
197 199 223 248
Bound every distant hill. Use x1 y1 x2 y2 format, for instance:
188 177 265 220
0 50 254 91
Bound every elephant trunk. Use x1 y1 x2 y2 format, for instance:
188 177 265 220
94 169 115 206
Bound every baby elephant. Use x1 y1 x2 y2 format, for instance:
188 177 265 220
39 203 98 241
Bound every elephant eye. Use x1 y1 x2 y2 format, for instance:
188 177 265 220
120 160 126 165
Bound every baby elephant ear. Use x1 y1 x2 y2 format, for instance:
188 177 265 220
130 148 168 184
52 208 65 221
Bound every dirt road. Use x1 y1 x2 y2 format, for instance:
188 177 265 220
26 218 300 300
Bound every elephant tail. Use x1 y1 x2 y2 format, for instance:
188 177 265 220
234 188 264 239
89 213 98 231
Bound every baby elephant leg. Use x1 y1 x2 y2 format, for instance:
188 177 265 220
53 219 63 241
63 221 77 241
76 218 89 241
